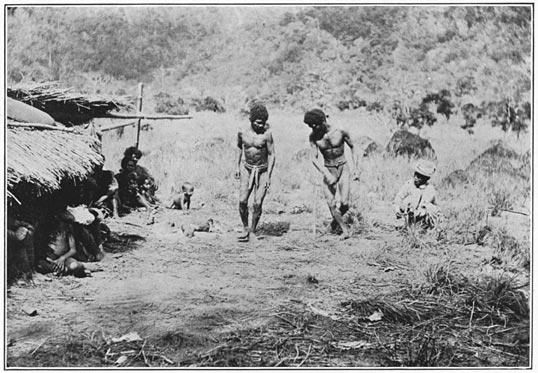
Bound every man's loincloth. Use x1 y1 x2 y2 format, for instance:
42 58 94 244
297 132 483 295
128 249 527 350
245 162 268 190
324 155 347 183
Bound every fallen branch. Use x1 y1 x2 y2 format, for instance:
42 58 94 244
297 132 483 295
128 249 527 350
487 206 529 216
497 208 529 216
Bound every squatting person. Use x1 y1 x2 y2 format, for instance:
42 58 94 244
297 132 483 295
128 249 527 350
304 109 359 239
235 104 276 242
393 159 439 228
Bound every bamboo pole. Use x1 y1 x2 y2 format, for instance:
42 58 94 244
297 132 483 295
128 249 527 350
99 121 136 132
7 122 73 132
100 113 193 120
135 83 144 149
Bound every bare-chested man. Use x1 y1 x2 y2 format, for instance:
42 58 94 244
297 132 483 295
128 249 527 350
235 104 276 242
304 109 359 239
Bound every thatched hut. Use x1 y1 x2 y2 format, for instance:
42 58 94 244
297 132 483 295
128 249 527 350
6 121 104 282
7 82 131 126
6 84 126 283
7 124 104 200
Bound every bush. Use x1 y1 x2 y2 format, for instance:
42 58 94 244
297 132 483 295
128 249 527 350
153 92 189 115
192 96 225 113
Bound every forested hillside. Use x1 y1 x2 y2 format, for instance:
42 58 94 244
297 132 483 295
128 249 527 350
7 6 531 112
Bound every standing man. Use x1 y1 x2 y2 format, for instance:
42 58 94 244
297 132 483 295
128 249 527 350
235 104 276 242
304 109 359 239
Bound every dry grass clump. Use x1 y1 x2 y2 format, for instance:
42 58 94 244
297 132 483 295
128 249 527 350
437 204 489 245
8 332 184 368
489 228 530 271
256 221 291 236
183 309 376 367
342 268 529 367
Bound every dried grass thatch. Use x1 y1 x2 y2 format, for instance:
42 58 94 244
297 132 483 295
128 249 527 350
7 82 131 126
7 126 104 197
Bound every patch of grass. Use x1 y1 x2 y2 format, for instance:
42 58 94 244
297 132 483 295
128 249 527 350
489 228 530 271
488 187 514 217
422 262 470 296
342 269 529 367
437 203 489 245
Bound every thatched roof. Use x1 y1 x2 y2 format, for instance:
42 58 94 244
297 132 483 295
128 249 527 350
7 82 132 126
7 125 104 197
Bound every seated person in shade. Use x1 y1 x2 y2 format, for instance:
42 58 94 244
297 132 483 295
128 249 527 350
90 165 120 218
118 171 153 211
393 160 440 228
35 215 87 278
7 216 35 281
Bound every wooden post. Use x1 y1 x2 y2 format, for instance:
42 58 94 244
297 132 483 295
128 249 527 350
135 82 144 149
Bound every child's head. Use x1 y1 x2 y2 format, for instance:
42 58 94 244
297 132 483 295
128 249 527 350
182 182 194 197
413 160 436 187
127 172 139 190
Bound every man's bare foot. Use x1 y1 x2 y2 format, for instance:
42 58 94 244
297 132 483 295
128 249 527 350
340 228 351 240
238 229 250 242
238 232 250 242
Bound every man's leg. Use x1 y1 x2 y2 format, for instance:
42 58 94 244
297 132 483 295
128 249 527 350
322 181 350 239
251 172 270 235
338 165 351 218
238 169 252 240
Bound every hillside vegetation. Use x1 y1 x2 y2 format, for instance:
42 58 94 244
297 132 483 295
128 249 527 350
7 6 531 114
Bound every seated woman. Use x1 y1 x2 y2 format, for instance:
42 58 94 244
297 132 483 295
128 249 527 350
35 215 87 278
120 147 158 202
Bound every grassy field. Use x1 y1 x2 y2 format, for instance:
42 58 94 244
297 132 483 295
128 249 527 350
99 108 530 214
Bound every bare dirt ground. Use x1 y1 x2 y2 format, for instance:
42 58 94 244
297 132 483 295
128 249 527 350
6 195 529 368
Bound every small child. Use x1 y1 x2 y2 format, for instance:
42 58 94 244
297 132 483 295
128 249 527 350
393 160 440 228
140 178 160 205
169 182 194 210
119 172 152 211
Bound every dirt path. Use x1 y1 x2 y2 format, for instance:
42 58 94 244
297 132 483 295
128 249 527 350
7 203 516 366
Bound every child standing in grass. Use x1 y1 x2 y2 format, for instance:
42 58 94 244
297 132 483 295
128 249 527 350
393 160 440 228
